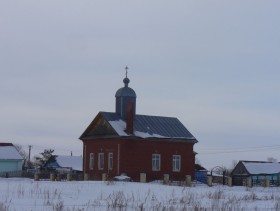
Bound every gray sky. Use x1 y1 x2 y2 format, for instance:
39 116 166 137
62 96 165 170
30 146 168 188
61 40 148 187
1 1 279 169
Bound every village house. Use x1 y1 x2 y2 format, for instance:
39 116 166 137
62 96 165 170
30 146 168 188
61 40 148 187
44 155 83 174
231 160 280 186
0 143 23 173
80 71 198 181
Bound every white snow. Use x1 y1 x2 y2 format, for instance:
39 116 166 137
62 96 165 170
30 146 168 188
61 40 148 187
243 162 280 174
109 120 128 136
56 156 83 171
0 146 23 160
109 120 166 138
113 175 131 181
134 131 166 138
0 178 279 210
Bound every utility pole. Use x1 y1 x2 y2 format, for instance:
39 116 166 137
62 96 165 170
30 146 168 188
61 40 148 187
28 145 32 161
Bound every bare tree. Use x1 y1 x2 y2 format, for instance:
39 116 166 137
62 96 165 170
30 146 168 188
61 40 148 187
14 144 33 169
14 144 27 159
222 160 238 176
267 157 277 162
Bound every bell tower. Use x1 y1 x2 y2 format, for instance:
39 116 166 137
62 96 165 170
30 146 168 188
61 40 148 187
115 66 136 120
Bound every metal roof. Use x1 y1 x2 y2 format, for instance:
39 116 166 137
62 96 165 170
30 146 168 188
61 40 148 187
115 77 137 98
115 86 136 98
100 111 197 142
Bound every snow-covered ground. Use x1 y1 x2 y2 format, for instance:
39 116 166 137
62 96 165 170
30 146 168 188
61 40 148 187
0 178 280 210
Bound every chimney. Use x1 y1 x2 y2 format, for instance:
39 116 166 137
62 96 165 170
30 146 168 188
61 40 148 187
126 101 134 134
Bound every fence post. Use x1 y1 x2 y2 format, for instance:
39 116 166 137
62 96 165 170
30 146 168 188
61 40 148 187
102 173 107 181
34 173 39 181
84 173 89 181
227 177 232 187
247 178 252 188
163 174 169 185
207 176 212 187
50 173 55 181
140 173 146 183
56 174 61 181
67 173 72 181
265 179 270 187
185 175 192 187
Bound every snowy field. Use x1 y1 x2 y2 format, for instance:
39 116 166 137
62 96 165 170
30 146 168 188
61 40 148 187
0 178 280 210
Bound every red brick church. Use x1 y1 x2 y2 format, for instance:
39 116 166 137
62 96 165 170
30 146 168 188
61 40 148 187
80 70 198 181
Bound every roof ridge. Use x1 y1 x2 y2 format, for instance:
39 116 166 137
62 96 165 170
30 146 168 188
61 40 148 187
99 111 179 119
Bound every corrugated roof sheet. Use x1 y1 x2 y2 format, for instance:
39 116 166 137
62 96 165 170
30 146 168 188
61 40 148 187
100 111 197 142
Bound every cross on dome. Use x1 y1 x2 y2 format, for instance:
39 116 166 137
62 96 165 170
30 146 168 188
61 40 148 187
125 66 128 78
123 66 130 87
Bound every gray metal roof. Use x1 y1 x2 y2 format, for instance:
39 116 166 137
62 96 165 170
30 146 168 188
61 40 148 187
115 86 136 98
100 111 197 142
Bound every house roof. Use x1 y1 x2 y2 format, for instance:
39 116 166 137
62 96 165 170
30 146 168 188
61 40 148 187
45 155 83 171
80 111 197 143
242 161 280 175
0 143 23 160
56 156 83 171
195 164 207 171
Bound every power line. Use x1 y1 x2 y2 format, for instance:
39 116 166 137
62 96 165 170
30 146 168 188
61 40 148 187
197 144 280 155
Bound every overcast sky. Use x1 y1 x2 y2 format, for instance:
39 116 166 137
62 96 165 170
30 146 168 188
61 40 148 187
1 1 279 169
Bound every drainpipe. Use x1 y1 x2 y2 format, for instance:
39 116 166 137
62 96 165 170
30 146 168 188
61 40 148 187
118 144 120 175
84 145 87 173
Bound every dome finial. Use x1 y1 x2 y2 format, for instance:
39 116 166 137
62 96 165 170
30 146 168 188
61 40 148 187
125 66 128 78
123 66 130 87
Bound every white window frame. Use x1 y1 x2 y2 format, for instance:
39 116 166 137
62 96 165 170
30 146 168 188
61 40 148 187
98 153 104 170
89 153 94 170
172 155 181 172
152 154 161 171
108 153 113 170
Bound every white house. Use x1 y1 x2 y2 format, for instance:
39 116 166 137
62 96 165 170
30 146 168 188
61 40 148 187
0 143 23 172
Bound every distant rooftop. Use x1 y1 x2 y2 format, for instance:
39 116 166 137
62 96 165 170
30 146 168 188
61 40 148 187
242 161 280 175
0 143 23 160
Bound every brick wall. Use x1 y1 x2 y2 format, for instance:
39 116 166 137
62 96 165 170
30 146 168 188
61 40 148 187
83 138 195 181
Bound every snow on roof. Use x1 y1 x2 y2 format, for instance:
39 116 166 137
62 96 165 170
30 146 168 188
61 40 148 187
99 112 197 142
243 162 280 175
109 120 128 136
134 131 165 138
56 156 83 171
0 146 23 160
109 120 171 138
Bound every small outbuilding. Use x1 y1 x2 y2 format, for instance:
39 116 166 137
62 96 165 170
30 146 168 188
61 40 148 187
231 160 280 186
44 155 83 173
0 143 23 172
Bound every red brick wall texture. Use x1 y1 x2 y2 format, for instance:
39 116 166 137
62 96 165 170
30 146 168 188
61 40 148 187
83 138 195 182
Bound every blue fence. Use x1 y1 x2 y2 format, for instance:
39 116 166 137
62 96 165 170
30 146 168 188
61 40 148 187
195 171 207 184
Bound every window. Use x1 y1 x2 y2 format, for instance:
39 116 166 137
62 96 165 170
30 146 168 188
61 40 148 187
89 153 94 170
152 154 161 171
173 155 181 172
108 153 113 170
98 153 104 170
